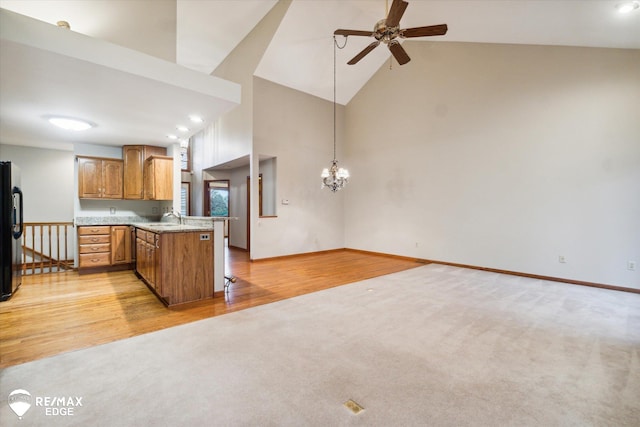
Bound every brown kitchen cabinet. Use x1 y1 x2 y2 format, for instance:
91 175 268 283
135 227 213 306
122 145 166 200
111 225 132 265
77 156 123 199
144 155 173 200
135 229 162 296
78 225 134 273
78 226 111 268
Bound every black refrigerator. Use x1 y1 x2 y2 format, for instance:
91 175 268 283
1 161 24 301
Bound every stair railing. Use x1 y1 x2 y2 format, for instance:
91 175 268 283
21 222 75 275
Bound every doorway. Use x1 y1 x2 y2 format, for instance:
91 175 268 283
204 180 229 238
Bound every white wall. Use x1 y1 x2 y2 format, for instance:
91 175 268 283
0 143 74 222
259 157 276 216
206 0 291 254
211 1 291 168
229 165 249 249
252 77 345 259
345 42 640 289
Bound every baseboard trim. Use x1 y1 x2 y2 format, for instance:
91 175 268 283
421 258 639 295
344 248 425 263
248 248 639 294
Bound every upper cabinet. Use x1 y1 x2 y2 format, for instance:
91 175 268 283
123 145 167 200
144 156 173 201
77 157 124 199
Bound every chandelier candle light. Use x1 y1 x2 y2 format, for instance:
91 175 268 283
321 35 350 192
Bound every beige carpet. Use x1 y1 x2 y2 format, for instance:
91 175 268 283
1 264 639 426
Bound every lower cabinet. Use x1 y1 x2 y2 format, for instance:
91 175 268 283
78 226 111 268
111 225 132 265
135 228 214 306
78 225 133 272
135 229 162 297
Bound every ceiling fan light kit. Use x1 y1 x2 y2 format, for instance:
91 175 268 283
334 0 448 66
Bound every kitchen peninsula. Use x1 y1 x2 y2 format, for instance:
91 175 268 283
75 216 235 306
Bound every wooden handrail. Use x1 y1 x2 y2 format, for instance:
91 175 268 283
21 222 75 275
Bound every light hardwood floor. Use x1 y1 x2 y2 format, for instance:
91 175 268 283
0 248 422 368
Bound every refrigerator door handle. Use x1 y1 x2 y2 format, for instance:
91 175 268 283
12 186 23 239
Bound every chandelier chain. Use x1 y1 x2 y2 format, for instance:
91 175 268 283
321 36 350 192
333 35 337 160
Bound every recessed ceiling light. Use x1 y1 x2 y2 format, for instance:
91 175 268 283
176 125 189 132
47 116 94 131
167 134 178 140
617 1 639 13
189 115 204 123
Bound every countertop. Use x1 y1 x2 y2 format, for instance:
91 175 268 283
132 222 213 233
75 216 238 228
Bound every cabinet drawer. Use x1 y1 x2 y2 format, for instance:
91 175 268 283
136 229 147 241
79 243 111 254
78 226 111 235
79 252 111 267
78 235 110 245
146 232 157 244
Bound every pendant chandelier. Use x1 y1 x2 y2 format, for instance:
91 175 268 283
321 36 349 192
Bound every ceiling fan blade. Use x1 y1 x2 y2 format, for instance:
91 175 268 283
347 41 380 65
386 0 409 28
401 24 448 38
388 41 410 65
334 29 374 37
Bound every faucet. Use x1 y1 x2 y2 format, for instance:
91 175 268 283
162 208 183 224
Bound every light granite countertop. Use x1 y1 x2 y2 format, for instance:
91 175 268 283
74 216 161 226
75 216 238 228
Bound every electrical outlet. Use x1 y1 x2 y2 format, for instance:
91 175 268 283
109 207 116 215
629 261 637 271
558 255 566 263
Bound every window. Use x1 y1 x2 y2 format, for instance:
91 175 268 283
180 142 190 171
180 182 191 216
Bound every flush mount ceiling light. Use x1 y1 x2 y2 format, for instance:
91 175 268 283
46 116 94 131
617 1 639 13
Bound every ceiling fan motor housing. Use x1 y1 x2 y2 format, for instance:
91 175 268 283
374 19 400 43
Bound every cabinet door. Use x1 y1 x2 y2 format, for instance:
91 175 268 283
102 160 124 199
152 234 162 295
78 157 102 198
111 226 131 264
144 157 173 200
147 242 156 288
123 146 144 199
135 238 146 277
154 158 173 200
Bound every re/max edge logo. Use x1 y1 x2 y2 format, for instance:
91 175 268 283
8 389 84 418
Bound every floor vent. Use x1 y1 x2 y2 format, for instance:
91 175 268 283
344 399 365 415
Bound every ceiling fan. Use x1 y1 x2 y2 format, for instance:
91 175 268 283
334 0 448 65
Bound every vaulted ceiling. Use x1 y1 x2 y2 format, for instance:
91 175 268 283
1 0 638 148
